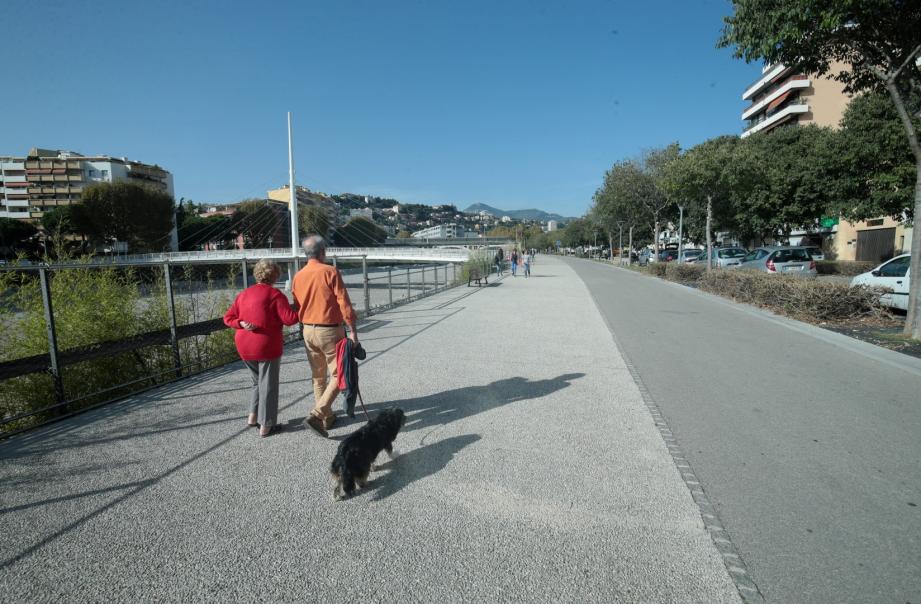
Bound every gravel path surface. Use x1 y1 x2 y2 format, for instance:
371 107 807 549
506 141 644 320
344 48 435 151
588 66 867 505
0 256 739 603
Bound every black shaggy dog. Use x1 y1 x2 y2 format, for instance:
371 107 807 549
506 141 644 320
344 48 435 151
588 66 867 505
330 408 405 500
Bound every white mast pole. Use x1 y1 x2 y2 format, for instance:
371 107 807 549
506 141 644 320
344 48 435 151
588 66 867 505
288 112 298 258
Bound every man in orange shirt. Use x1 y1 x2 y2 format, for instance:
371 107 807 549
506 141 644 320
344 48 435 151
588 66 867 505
292 235 358 437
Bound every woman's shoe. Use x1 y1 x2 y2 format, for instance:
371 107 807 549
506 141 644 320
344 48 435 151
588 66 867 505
259 424 283 438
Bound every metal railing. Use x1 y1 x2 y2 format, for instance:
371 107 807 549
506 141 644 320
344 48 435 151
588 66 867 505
0 256 462 435
21 246 472 267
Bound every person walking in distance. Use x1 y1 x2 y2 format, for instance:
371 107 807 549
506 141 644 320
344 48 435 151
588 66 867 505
493 249 503 276
510 249 519 277
523 250 532 278
292 235 358 437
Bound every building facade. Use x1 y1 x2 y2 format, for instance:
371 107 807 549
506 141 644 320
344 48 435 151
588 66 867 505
740 63 850 138
0 148 174 222
739 65 913 261
412 223 465 239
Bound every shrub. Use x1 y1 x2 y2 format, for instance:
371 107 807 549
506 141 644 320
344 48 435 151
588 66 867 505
646 263 667 277
697 270 884 321
665 263 706 283
815 260 876 276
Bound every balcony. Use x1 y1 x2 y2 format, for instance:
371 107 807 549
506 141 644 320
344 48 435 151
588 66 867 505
741 102 809 138
742 64 788 101
742 78 811 120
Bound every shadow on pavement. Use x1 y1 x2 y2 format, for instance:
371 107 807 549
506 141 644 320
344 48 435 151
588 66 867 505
357 373 584 435
365 434 481 501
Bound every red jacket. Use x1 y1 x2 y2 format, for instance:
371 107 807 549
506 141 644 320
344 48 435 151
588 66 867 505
223 283 299 361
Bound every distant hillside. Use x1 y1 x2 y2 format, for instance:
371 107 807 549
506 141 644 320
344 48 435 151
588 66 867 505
462 203 572 222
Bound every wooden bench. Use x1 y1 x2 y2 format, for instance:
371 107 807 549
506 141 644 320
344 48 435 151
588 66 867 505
467 267 489 287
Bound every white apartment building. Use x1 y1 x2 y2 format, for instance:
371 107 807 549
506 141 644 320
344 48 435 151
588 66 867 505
412 223 465 239
349 208 374 220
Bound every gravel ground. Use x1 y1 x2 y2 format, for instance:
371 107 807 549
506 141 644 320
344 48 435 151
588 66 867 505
0 256 739 603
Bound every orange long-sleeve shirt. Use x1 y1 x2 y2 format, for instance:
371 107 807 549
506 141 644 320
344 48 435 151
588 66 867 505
291 259 357 326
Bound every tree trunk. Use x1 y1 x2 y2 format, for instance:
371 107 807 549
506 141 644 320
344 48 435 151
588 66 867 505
609 232 614 264
706 194 713 271
884 79 921 339
653 218 660 260
628 226 634 266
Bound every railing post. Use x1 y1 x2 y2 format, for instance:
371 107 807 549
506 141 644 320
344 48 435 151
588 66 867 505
406 266 411 298
39 268 65 406
241 259 248 289
362 256 370 316
387 266 393 307
421 265 427 295
163 263 182 378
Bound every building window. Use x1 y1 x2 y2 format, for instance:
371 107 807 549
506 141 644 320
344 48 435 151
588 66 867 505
100 169 109 179
866 218 884 227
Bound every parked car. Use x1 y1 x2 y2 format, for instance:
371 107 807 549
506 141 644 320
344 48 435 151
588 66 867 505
679 249 705 263
658 249 679 263
691 247 749 268
850 253 910 310
803 246 825 261
738 246 817 276
638 249 653 265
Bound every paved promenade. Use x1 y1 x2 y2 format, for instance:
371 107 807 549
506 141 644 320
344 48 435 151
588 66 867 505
0 256 740 603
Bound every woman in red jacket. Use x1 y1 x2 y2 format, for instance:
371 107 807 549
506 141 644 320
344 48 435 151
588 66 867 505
224 260 299 437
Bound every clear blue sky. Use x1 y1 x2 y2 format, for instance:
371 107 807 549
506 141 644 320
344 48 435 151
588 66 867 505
5 0 760 217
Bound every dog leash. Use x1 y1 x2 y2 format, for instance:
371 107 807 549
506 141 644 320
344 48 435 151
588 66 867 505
356 388 371 422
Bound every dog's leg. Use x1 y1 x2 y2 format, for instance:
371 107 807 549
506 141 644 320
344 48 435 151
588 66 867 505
356 470 369 489
335 468 356 500
384 444 398 459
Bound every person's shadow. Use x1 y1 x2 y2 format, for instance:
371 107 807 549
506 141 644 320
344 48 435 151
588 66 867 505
359 434 481 501
354 373 585 435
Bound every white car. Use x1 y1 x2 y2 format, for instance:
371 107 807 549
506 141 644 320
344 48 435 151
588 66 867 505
850 254 910 310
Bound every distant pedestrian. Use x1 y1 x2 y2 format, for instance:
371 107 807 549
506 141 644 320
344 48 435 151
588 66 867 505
523 251 531 278
510 249 519 277
494 250 503 275
224 260 299 438
292 235 359 438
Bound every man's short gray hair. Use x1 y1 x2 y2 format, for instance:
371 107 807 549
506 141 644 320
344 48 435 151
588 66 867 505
302 235 326 260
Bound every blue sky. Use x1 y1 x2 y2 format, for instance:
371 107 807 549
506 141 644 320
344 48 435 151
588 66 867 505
4 0 760 217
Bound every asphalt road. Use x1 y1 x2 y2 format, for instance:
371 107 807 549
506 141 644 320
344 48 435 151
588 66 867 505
565 258 921 603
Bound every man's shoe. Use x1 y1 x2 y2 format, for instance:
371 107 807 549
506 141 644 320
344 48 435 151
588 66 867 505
304 415 328 438
324 414 337 430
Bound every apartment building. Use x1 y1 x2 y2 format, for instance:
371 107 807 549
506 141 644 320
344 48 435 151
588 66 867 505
739 65 912 261
0 148 174 221
412 223 465 239
740 63 851 138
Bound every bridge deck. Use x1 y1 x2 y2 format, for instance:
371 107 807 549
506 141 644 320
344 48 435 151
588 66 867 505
0 257 739 602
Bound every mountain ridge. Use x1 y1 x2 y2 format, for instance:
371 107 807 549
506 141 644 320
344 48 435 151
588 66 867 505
462 203 573 222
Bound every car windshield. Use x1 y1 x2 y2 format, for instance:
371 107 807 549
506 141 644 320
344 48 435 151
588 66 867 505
772 249 810 262
718 248 747 258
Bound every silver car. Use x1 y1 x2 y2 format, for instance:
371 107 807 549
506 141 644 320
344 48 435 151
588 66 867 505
803 246 825 261
679 249 705 263
738 246 817 276
692 247 749 268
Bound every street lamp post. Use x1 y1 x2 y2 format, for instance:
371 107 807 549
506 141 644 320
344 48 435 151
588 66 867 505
616 221 625 266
